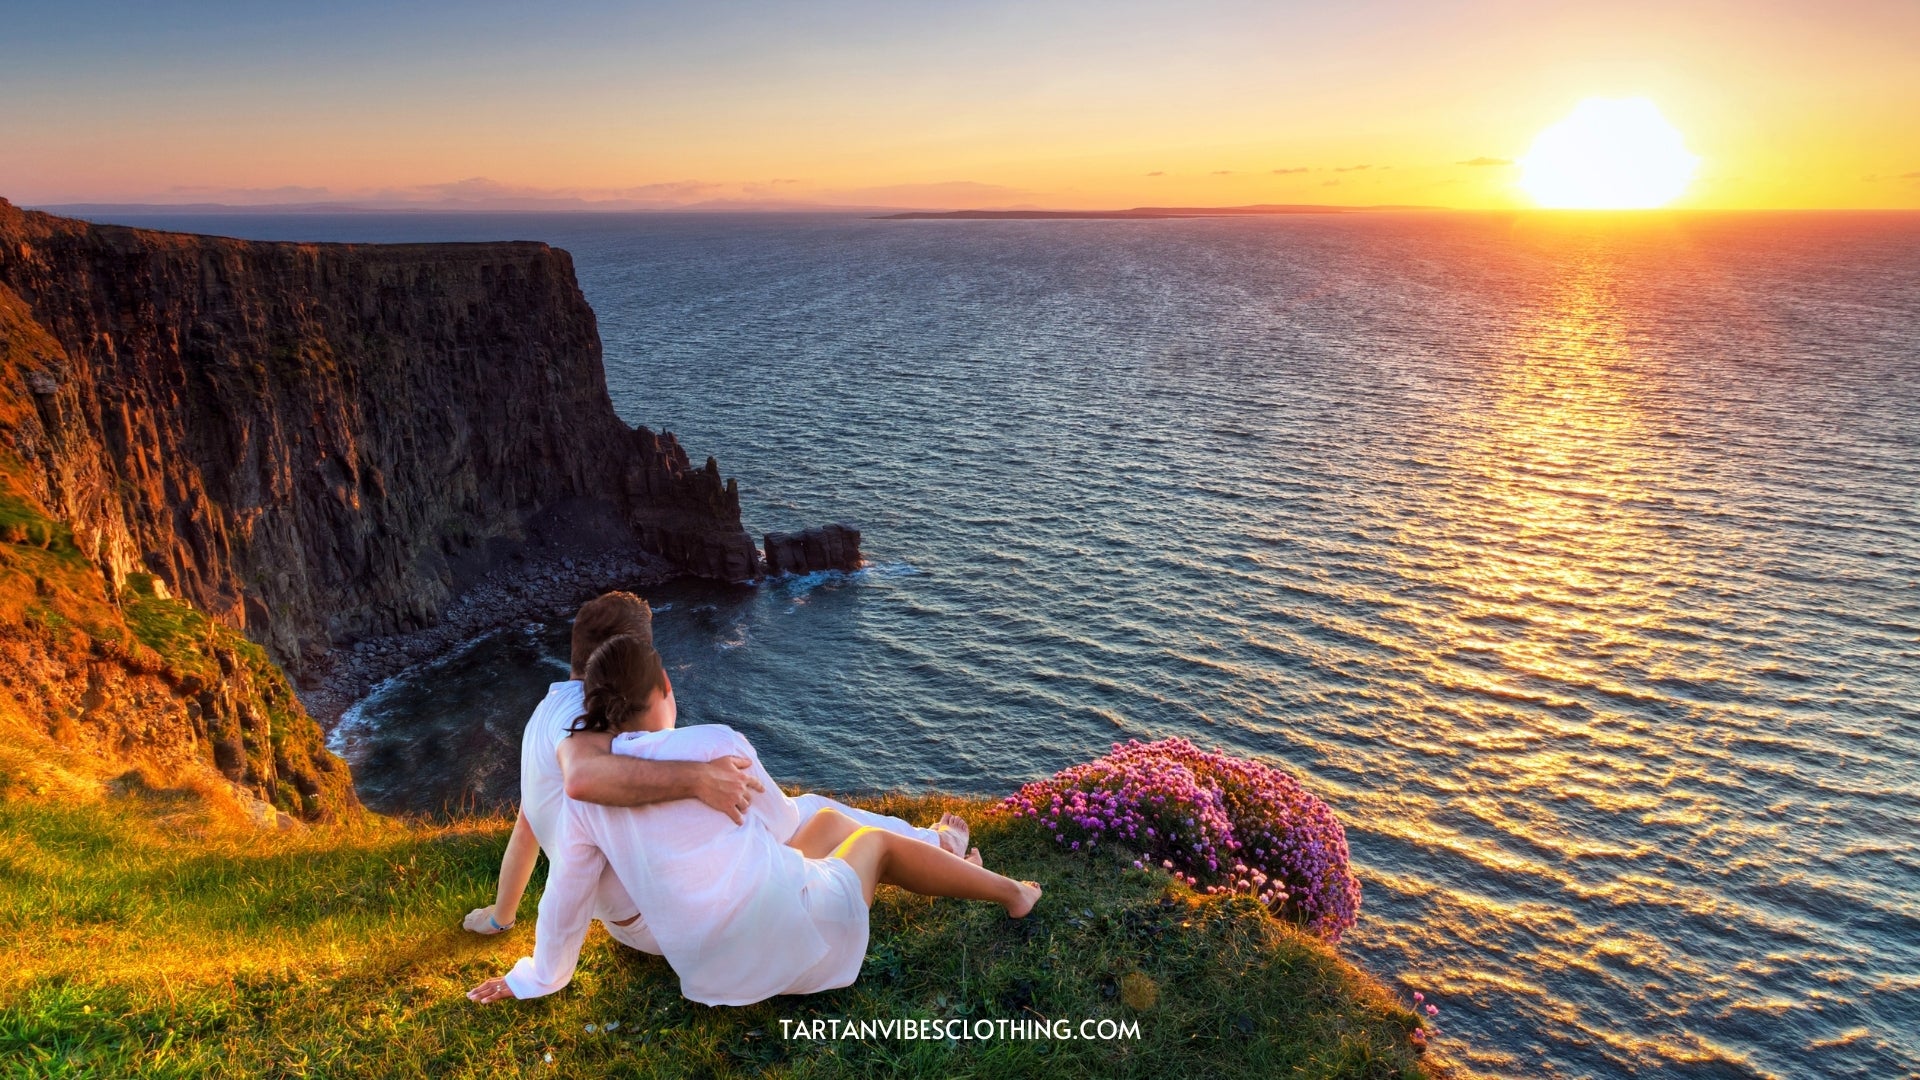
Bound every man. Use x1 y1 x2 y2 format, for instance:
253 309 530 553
465 591 968 949
463 591 753 949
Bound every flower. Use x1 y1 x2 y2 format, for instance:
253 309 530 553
999 737 1363 941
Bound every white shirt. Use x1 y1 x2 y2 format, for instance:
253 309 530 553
517 681 644 930
504 724 831 1006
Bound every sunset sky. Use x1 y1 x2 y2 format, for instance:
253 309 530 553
3 0 1917 211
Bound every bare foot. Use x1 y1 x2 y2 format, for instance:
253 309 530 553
932 812 971 856
1006 880 1043 918
965 846 983 866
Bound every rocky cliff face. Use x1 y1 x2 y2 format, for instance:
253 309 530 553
0 198 758 680
3 274 353 819
0 199 878 818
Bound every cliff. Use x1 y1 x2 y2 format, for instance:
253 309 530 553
0 198 758 680
0 198 777 818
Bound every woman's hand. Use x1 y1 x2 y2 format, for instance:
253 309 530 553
464 905 513 934
468 975 518 1004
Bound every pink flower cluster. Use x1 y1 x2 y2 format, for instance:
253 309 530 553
1411 990 1441 1049
1001 737 1363 941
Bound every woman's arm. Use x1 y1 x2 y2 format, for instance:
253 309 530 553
464 808 538 934
469 811 608 1003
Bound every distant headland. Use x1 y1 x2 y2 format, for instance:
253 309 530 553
878 203 1437 220
25 200 1440 219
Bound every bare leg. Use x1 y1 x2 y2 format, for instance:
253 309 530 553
788 806 864 858
833 825 1041 917
791 793 955 852
789 807 979 865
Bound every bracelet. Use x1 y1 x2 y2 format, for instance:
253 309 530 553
489 912 514 932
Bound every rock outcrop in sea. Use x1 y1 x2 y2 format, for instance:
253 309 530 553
764 524 863 576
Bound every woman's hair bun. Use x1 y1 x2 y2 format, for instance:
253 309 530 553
572 633 669 735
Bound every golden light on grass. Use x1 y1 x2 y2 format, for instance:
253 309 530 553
1519 98 1700 209
0 789 1427 1076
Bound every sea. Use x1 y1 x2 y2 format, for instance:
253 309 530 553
88 208 1920 1079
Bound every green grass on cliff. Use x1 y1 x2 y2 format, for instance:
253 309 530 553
0 474 104 646
118 573 210 654
121 571 304 737
0 789 1432 1080
0 490 80 557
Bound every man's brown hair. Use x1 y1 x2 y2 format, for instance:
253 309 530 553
570 591 653 677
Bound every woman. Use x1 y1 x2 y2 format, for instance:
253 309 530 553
467 634 1041 1007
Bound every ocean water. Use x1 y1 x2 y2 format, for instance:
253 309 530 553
101 209 1920 1079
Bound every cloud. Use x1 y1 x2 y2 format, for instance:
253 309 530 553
1456 157 1514 167
44 175 1045 213
1211 169 1233 175
1333 164 1371 173
1271 167 1308 175
1903 171 1920 181
351 177 731 207
737 177 808 196
153 183 334 204
1145 170 1165 176
1321 179 1341 187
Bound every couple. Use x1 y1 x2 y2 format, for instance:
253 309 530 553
464 591 1042 1007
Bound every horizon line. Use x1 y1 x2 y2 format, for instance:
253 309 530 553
21 199 1920 217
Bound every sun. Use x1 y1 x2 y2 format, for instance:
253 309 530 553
1518 98 1699 209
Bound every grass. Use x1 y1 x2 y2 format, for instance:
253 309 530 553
0 491 79 556
118 573 222 679
0 468 124 654
121 572 322 785
0 788 1433 1079
0 479 352 821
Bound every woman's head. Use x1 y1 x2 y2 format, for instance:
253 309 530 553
573 633 673 734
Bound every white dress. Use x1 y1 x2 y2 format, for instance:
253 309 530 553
502 724 877 1006
514 681 657 952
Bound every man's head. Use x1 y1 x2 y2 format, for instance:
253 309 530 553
570 591 653 678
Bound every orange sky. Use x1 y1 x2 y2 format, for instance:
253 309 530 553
2 0 1916 210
